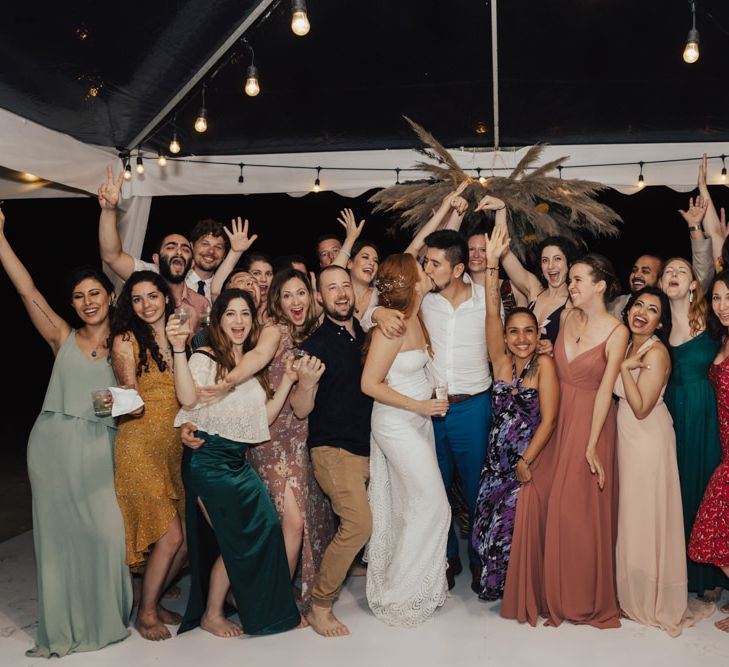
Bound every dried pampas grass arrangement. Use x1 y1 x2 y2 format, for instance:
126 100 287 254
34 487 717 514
369 117 621 257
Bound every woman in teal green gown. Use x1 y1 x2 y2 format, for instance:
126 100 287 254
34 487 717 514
661 257 727 595
0 206 131 657
168 289 300 637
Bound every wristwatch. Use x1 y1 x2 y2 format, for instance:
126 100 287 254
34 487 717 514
688 225 703 233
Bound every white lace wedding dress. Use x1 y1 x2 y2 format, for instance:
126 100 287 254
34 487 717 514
366 349 450 626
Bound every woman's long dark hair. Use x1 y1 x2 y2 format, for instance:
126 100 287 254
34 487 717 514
622 286 672 345
109 270 174 376
707 271 729 340
205 288 271 395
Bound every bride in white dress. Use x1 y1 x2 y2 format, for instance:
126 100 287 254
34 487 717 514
361 253 451 626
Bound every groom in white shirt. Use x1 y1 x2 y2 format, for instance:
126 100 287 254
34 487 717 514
420 230 491 592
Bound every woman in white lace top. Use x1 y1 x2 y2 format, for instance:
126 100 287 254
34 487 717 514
167 288 302 638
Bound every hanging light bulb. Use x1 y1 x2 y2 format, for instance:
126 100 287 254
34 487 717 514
135 149 145 175
721 155 727 181
194 83 208 133
158 153 168 167
123 157 132 181
637 161 645 189
169 132 181 154
291 0 310 36
477 167 488 185
683 1 700 63
313 166 321 192
245 65 260 97
238 163 245 184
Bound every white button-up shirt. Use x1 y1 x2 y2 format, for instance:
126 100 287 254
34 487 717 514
420 276 491 395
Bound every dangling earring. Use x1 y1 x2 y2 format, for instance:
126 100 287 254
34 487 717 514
689 288 695 304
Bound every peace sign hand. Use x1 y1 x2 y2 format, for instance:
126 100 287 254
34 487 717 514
98 165 123 210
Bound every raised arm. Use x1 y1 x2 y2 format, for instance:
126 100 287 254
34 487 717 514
167 315 198 408
476 195 543 300
484 225 510 373
697 154 727 262
361 328 449 416
516 355 559 483
98 165 136 280
290 354 325 418
585 325 629 488
619 342 669 420
0 206 71 353
210 217 258 301
332 208 365 268
404 181 469 256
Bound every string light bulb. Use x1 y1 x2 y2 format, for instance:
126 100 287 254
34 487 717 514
291 0 310 36
135 149 145 175
158 153 167 167
245 65 260 97
683 1 700 64
238 163 245 184
313 166 321 192
722 155 727 181
395 168 401 184
637 161 645 189
194 83 208 133
477 167 488 185
123 157 132 181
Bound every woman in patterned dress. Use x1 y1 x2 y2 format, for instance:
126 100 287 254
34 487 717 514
110 270 186 641
247 267 336 614
471 224 559 599
689 271 729 631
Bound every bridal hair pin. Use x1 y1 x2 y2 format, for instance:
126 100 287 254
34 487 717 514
375 275 407 295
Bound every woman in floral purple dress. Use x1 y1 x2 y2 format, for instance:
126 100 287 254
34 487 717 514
471 224 559 599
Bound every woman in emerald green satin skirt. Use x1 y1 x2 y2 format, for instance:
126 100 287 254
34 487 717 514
169 289 300 637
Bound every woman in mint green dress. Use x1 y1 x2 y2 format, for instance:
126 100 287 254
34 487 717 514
0 205 132 657
660 257 726 595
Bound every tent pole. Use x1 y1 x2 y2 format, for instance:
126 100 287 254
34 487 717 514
125 0 277 151
491 0 500 151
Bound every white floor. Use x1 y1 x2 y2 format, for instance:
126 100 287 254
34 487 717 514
2 530 729 667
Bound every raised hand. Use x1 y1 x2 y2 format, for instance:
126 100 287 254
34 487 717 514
678 195 708 228
698 153 708 190
165 314 189 350
475 194 506 213
337 208 365 242
440 180 469 209
98 165 124 210
721 207 729 240
224 217 258 253
484 222 510 263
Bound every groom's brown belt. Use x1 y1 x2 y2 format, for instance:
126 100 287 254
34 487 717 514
445 389 489 405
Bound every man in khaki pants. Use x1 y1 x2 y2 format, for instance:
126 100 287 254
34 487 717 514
292 265 373 637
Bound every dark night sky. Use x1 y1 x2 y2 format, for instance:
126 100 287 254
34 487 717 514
1 184 724 456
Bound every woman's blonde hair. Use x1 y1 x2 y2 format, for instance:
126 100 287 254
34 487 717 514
659 257 707 337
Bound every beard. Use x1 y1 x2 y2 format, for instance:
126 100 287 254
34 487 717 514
324 302 355 322
429 277 450 293
159 254 192 284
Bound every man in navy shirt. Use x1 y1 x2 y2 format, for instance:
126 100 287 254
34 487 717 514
291 265 372 637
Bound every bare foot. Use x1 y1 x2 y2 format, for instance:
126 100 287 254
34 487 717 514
348 564 367 577
298 615 310 628
157 605 182 625
715 616 729 632
163 583 181 600
305 605 349 637
200 612 244 638
135 610 172 641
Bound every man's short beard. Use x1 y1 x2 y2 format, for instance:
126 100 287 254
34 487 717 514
324 303 354 321
159 255 191 284
429 277 450 293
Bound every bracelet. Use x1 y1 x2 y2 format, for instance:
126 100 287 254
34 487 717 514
486 266 499 272
172 349 186 354
518 454 531 466
495 206 506 211
688 225 703 233
340 248 351 258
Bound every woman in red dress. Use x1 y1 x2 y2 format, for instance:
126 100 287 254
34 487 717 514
689 270 729 631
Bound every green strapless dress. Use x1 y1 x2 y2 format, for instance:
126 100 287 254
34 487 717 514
665 331 727 593
178 431 300 635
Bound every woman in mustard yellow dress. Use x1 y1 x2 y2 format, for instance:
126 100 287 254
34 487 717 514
110 270 186 641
